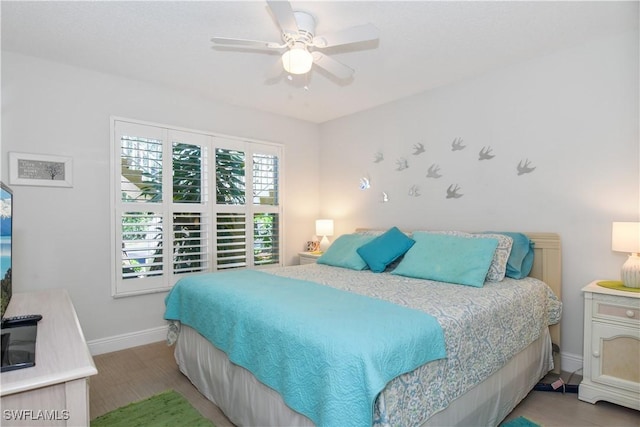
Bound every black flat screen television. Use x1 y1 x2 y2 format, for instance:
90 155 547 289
1 323 36 372
1 182 12 319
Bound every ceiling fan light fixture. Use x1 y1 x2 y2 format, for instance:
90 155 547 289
211 1 378 81
282 47 313 75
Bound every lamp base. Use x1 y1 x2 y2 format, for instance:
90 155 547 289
319 236 330 252
621 253 640 288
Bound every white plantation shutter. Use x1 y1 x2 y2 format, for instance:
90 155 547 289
216 147 246 205
251 146 280 267
254 213 279 266
111 118 282 296
120 136 163 203
173 212 209 275
253 153 279 206
172 141 205 204
114 122 167 295
215 212 247 270
171 134 209 278
121 212 164 279
213 141 282 270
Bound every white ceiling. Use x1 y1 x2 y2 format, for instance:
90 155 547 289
2 1 638 123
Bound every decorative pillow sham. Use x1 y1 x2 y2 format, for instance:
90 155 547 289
391 232 499 287
471 232 513 281
484 231 535 279
317 234 375 270
421 230 513 281
356 227 416 273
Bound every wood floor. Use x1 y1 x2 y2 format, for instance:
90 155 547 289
90 341 640 427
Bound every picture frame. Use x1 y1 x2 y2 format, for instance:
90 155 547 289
305 240 320 252
9 152 73 188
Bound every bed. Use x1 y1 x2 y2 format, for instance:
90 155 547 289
165 229 562 427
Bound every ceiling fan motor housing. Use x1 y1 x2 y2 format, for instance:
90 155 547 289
283 11 316 47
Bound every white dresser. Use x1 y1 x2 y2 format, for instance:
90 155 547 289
1 289 97 426
579 281 640 411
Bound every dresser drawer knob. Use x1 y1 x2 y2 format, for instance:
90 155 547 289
592 351 600 358
626 310 635 318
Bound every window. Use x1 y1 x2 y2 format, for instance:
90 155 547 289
111 119 283 296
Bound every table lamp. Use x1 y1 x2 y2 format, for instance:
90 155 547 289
315 219 334 252
612 221 640 288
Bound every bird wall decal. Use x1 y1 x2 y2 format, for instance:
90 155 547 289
451 137 466 151
359 177 370 190
395 158 409 171
517 159 536 175
426 164 443 178
446 184 463 199
478 146 495 160
412 143 425 155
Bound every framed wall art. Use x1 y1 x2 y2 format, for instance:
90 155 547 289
9 152 73 188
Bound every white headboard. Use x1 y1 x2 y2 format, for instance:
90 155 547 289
526 232 562 373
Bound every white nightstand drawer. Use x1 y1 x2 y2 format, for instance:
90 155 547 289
593 294 640 326
299 252 322 265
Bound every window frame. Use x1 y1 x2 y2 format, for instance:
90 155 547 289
110 117 284 297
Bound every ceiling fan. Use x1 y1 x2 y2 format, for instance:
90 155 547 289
211 0 379 80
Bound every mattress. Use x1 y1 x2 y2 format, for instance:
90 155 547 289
169 263 561 426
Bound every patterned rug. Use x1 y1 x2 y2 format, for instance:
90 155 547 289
91 390 215 427
501 416 541 427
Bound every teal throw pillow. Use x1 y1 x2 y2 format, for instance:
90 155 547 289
485 232 535 279
356 227 415 273
392 232 499 287
317 234 376 270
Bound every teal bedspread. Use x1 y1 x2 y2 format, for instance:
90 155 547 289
164 270 446 427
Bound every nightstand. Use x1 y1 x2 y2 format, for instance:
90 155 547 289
579 280 640 410
298 251 322 265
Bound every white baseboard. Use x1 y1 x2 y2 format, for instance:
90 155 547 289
87 325 169 356
560 351 583 375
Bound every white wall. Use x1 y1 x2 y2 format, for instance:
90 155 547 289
1 52 321 346
318 31 640 368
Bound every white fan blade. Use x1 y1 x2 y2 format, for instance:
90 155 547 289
312 51 354 79
266 0 299 35
313 23 379 48
211 37 284 49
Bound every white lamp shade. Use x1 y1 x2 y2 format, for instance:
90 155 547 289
282 47 313 75
612 222 640 253
315 219 334 237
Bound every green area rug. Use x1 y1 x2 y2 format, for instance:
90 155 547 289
91 390 215 427
501 416 541 427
